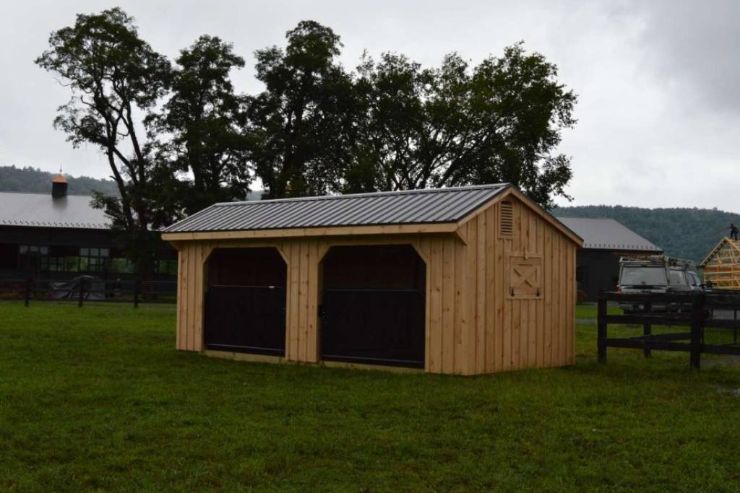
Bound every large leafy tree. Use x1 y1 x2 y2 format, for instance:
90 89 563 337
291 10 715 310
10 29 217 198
348 44 576 207
248 21 358 198
35 8 171 272
150 35 251 216
38 8 577 233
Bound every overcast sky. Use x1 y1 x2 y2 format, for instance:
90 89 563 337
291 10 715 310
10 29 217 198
1 0 739 211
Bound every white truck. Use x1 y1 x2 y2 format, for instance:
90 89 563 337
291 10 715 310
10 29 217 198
617 255 702 312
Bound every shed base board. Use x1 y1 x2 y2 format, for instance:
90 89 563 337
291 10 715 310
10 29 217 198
199 349 423 374
203 349 285 365
196 349 575 374
319 360 424 374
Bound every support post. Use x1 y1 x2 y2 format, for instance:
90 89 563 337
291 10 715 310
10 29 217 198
597 294 607 364
690 293 704 370
78 277 85 308
643 300 652 358
134 278 140 309
24 278 32 307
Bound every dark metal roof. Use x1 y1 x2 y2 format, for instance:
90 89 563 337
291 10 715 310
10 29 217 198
557 217 661 252
0 192 109 230
164 184 510 233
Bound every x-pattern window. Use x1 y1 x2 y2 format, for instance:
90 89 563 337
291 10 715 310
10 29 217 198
508 255 543 299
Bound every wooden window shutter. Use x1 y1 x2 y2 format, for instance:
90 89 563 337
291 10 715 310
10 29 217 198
500 201 513 238
507 256 543 299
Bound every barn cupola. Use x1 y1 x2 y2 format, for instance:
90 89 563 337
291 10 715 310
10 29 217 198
51 173 68 198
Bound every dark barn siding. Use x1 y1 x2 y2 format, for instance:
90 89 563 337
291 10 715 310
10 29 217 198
577 249 659 301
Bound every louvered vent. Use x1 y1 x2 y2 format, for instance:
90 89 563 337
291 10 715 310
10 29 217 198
500 201 513 238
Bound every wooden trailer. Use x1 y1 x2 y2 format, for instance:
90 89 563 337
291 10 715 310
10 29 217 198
162 184 582 375
700 238 740 289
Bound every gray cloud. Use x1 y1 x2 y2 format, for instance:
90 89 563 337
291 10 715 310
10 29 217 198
632 0 740 114
1 0 738 211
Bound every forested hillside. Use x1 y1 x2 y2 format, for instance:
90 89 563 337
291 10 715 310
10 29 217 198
553 205 740 263
0 165 118 196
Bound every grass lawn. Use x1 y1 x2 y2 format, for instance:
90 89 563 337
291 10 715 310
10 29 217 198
1 302 739 492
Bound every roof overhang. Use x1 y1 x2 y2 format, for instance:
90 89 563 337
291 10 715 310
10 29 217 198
161 221 461 243
161 185 584 248
580 247 663 253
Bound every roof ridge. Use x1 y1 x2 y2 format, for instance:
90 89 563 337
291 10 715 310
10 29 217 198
213 183 509 207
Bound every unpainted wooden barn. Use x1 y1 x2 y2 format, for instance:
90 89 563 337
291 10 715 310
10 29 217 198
162 184 582 375
700 238 740 289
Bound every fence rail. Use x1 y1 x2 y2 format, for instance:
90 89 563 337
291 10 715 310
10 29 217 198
598 291 740 369
0 277 177 307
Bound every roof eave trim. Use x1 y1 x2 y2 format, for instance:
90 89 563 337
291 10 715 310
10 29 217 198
0 222 110 230
582 246 662 252
161 221 460 242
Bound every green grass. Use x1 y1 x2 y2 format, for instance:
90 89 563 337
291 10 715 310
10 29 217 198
0 302 739 492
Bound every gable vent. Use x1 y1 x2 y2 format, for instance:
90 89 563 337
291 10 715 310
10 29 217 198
500 201 513 238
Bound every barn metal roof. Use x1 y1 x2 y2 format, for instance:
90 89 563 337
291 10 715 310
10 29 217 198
0 192 110 230
164 184 510 233
557 217 661 252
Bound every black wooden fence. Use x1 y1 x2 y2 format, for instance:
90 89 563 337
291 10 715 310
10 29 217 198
598 291 740 369
0 277 176 307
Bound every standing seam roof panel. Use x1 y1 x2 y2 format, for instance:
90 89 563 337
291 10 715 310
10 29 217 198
337 196 390 224
291 198 365 227
265 202 316 228
211 206 248 230
423 192 486 222
556 217 661 251
202 206 238 230
163 184 510 233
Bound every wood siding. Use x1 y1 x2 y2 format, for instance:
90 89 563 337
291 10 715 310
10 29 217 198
171 194 578 375
415 197 576 374
702 239 740 290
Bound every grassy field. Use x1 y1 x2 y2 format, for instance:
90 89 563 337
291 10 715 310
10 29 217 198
0 302 739 492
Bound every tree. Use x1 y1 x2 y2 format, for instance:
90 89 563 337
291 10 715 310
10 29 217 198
248 21 358 198
36 8 171 272
348 44 576 208
150 35 251 215
38 9 576 234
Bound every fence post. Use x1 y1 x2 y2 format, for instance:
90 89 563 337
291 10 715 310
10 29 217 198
24 278 32 307
597 294 607 364
78 277 85 308
690 293 704 370
643 300 652 358
134 278 140 309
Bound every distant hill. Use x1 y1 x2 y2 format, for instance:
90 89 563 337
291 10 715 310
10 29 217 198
553 205 740 263
2 164 735 262
0 165 119 196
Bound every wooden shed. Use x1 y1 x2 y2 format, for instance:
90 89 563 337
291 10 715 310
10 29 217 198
700 238 740 289
161 184 582 375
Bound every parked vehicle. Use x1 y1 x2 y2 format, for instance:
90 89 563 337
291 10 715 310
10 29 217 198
617 256 702 312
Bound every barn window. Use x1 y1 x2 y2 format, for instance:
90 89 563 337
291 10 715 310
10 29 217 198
500 201 513 238
507 256 543 299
